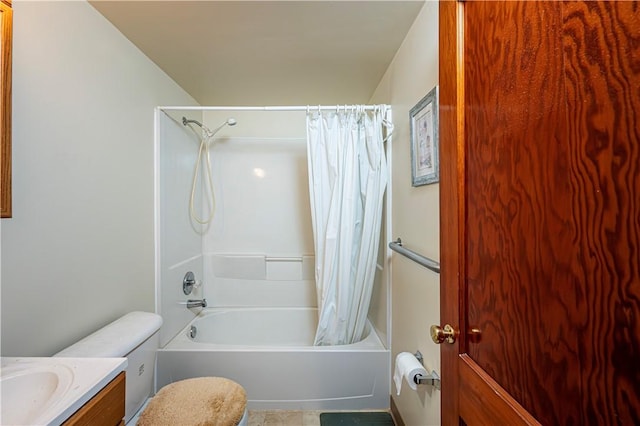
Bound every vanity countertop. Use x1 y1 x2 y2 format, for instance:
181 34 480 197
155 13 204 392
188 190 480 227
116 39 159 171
1 356 127 425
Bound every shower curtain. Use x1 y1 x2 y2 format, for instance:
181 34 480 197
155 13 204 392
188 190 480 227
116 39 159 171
306 106 390 346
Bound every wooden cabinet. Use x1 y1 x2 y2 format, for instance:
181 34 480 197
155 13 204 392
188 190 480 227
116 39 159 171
0 0 11 218
63 372 126 426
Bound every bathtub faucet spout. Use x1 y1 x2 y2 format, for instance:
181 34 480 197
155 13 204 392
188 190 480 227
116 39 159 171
187 299 207 309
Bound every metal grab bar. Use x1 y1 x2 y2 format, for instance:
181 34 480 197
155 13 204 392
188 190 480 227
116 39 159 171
389 238 440 274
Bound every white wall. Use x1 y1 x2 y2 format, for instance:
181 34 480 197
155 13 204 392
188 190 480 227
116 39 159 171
370 2 441 425
0 1 198 356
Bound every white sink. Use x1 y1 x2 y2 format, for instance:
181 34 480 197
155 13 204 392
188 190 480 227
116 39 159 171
1 357 127 425
1 363 74 425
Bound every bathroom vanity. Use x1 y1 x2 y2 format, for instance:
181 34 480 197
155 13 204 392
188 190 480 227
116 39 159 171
63 371 125 426
0 357 127 425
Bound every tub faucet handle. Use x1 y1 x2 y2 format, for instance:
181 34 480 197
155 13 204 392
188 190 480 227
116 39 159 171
183 271 196 295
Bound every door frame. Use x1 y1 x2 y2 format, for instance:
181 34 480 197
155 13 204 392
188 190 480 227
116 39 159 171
438 1 463 422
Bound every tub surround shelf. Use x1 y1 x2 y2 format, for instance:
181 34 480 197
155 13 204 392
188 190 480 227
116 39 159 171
0 357 127 426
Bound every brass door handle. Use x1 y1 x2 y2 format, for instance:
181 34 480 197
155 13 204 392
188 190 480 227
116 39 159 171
430 324 456 344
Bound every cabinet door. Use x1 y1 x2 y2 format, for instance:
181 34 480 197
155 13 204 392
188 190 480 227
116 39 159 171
63 372 126 426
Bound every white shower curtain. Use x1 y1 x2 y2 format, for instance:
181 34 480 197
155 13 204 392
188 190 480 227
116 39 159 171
306 106 390 346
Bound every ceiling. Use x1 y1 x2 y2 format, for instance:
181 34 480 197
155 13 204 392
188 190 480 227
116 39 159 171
90 1 425 106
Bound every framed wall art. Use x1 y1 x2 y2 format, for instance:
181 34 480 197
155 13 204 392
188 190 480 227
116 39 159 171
409 86 439 186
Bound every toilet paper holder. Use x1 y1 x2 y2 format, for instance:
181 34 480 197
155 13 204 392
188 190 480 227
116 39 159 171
413 351 441 390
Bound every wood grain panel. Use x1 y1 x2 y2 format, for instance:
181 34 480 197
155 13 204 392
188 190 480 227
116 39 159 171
63 372 125 426
464 1 583 424
562 2 640 424
1 0 11 218
459 355 540 426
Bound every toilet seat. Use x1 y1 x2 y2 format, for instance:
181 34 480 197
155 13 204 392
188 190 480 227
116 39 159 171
136 377 247 426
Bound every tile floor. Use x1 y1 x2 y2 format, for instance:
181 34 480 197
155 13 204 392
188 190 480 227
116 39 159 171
247 410 322 426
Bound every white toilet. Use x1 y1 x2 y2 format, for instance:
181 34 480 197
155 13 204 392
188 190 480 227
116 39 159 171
55 311 248 426
55 312 162 424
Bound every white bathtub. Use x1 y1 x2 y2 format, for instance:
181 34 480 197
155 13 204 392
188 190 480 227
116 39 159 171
157 308 390 410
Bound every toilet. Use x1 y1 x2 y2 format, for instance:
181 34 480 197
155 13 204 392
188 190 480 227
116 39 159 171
55 311 248 426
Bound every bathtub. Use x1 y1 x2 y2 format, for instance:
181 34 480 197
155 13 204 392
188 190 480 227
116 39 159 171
156 307 391 410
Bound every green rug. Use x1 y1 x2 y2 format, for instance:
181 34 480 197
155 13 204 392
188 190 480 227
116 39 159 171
320 412 395 426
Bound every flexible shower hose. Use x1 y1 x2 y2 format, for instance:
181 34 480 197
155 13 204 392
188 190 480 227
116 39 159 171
189 134 216 225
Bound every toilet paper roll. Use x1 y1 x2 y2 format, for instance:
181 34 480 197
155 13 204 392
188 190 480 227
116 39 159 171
393 352 428 396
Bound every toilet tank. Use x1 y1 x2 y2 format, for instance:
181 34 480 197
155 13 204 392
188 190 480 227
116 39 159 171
54 311 163 423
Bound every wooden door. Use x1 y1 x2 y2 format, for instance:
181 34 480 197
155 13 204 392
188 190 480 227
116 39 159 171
439 1 640 425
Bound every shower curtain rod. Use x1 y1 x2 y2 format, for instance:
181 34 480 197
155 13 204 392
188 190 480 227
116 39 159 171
159 105 389 112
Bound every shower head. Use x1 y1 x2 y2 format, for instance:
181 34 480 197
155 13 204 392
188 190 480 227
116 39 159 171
209 118 237 135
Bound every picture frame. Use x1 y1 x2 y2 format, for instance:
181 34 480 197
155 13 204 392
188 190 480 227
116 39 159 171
409 86 439 186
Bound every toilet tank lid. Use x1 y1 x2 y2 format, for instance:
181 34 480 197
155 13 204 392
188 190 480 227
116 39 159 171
54 311 163 358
